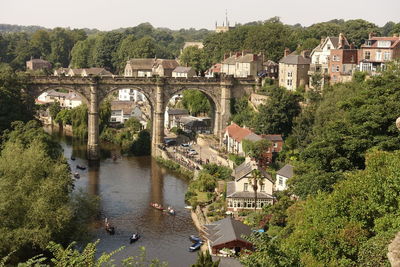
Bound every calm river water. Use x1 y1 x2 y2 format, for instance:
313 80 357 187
45 127 197 267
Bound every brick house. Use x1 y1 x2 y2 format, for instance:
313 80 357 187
358 33 400 74
329 46 358 84
279 49 311 90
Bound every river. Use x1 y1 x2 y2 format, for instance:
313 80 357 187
45 127 197 267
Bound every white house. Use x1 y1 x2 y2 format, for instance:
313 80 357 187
226 158 274 212
223 122 254 155
275 164 294 191
118 89 145 102
164 107 189 129
172 66 196 78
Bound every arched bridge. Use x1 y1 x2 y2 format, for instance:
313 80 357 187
27 75 261 160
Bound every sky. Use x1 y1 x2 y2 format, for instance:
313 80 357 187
1 0 399 31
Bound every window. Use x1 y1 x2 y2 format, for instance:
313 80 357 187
261 184 265 192
273 142 278 148
376 51 382 61
279 177 283 186
365 51 371 60
287 71 292 77
384 51 391 60
377 41 391 48
336 65 340 72
286 79 292 86
333 55 340 61
244 183 248 192
327 45 331 50
366 40 372 46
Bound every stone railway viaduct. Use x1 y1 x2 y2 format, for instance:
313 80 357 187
27 76 260 160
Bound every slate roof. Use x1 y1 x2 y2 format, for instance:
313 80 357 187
224 123 253 142
203 217 252 247
127 58 156 70
111 101 134 114
47 89 69 98
167 108 189 116
279 54 311 65
361 36 400 49
243 133 262 142
156 59 179 70
83 68 113 76
277 164 294 178
173 66 193 73
262 134 283 142
234 160 273 182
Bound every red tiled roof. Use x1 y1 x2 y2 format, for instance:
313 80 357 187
224 122 253 142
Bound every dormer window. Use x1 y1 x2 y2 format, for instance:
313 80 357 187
377 41 391 48
327 45 331 50
366 40 372 46
244 183 248 192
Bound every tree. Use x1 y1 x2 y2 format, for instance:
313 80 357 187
192 250 220 267
248 169 264 211
49 28 75 67
49 101 61 120
181 90 211 116
0 63 34 135
130 129 151 156
0 121 98 263
30 30 51 58
179 46 210 75
252 87 301 137
230 96 256 127
242 139 272 164
70 38 95 68
91 31 124 72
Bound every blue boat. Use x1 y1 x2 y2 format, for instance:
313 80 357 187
130 233 140 244
189 235 201 243
189 241 202 252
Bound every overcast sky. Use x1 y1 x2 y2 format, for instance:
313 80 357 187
1 0 399 30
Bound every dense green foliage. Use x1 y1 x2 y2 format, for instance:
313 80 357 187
181 89 211 116
1 240 167 266
0 121 98 263
0 64 34 135
192 250 220 267
180 46 210 75
290 64 400 198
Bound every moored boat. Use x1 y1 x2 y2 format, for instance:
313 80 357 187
74 172 80 179
150 202 164 210
130 233 140 244
189 235 201 243
76 165 86 170
189 241 202 252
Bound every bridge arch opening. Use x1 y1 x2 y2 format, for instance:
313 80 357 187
164 88 220 139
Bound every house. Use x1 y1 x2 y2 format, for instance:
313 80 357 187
261 134 284 165
53 68 70 76
172 66 196 78
81 68 113 77
203 217 252 256
223 122 253 155
164 107 189 129
329 44 358 84
118 89 146 102
276 164 294 191
308 35 347 87
110 101 136 123
177 116 211 133
205 63 222 78
124 58 179 77
259 60 279 79
153 59 180 77
26 58 52 71
221 52 263 78
358 33 400 74
64 92 83 109
66 68 113 77
279 49 311 90
226 157 274 212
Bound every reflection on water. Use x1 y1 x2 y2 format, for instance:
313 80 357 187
45 126 197 267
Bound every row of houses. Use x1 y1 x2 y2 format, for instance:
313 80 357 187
281 33 400 90
124 58 197 78
36 89 82 109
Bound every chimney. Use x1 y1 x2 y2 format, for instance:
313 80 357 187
350 42 355 49
368 32 375 40
242 50 245 56
253 54 258 61
284 48 291 57
301 50 310 58
338 33 345 49
320 37 325 45
230 51 232 57
236 52 241 58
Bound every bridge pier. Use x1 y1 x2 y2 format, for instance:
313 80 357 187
219 80 232 143
88 84 100 160
152 81 165 156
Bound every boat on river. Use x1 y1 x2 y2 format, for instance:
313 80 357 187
189 235 201 243
105 218 115 235
71 156 76 161
189 241 202 252
74 172 80 179
76 165 86 170
166 206 176 215
130 233 140 243
150 202 164 211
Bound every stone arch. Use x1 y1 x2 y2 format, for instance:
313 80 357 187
28 85 90 106
164 86 221 135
